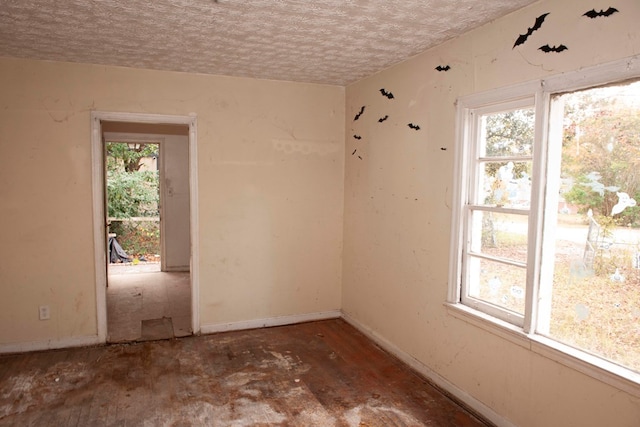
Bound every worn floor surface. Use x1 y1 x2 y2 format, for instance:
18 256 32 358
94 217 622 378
107 266 191 343
0 319 490 426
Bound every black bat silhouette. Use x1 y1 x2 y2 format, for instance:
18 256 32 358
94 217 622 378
583 7 618 18
408 123 421 131
353 135 362 140
513 13 549 48
379 88 394 99
354 106 365 121
378 115 389 123
539 44 568 53
435 65 451 72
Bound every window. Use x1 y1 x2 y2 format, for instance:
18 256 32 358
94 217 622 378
461 99 535 327
449 56 640 386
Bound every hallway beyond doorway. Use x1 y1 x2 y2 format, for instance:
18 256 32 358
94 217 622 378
107 267 191 343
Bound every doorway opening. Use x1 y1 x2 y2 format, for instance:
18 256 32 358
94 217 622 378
91 112 200 344
106 140 161 269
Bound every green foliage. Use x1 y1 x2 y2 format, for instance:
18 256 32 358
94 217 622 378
563 174 607 214
106 142 159 219
107 169 159 218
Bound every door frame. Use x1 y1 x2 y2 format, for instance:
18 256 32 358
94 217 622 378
91 111 200 342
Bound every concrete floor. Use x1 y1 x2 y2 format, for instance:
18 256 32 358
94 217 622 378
107 263 191 343
0 319 490 426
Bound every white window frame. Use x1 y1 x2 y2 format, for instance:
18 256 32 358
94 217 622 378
448 55 640 395
460 94 540 329
449 80 547 334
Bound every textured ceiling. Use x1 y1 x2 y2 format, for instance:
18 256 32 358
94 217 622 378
0 0 537 86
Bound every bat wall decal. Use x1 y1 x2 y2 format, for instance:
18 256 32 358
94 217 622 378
435 65 451 72
513 13 549 48
583 7 618 18
354 106 365 121
378 115 389 123
379 88 394 99
353 135 362 140
408 123 421 130
539 44 568 53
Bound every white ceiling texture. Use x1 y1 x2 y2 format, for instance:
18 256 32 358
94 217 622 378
0 0 537 86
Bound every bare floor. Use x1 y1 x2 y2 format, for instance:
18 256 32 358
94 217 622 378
107 263 191 343
0 319 489 426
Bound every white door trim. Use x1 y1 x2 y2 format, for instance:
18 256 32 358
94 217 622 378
91 111 200 342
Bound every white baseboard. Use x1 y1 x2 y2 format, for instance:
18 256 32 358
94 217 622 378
0 310 341 353
0 335 103 355
200 310 342 334
341 312 515 427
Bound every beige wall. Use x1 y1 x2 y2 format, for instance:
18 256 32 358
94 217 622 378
343 0 640 425
1 0 639 424
160 134 190 272
0 58 344 344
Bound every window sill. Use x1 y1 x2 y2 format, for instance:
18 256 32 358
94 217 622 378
445 302 640 398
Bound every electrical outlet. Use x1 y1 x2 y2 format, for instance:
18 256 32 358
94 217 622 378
39 305 50 320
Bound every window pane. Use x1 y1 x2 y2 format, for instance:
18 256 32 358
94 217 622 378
543 80 640 373
475 161 532 208
469 210 528 264
466 256 526 315
480 108 534 157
